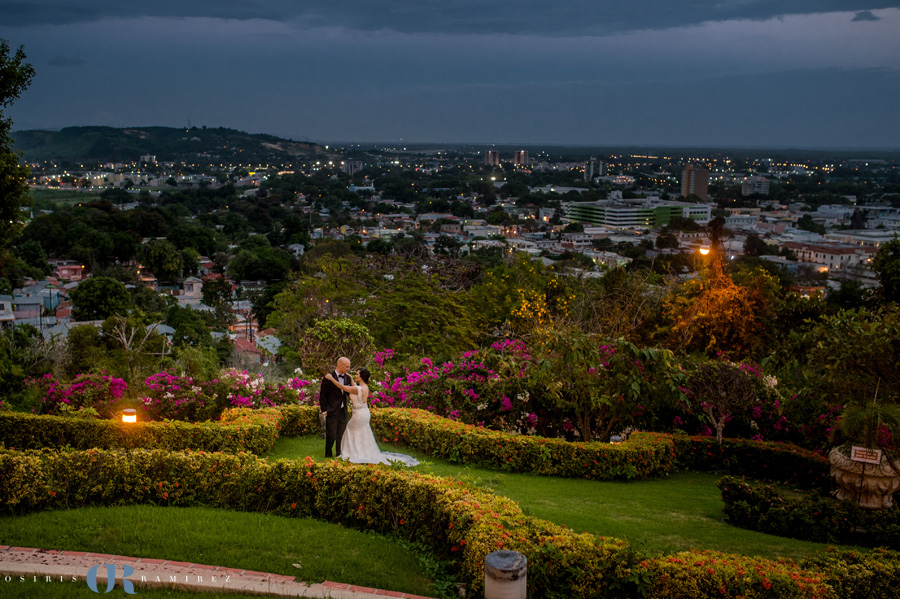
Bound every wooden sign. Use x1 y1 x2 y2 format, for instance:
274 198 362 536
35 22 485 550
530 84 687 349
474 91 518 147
850 446 882 465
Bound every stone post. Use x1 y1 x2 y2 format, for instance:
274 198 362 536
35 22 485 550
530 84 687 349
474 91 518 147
484 550 526 599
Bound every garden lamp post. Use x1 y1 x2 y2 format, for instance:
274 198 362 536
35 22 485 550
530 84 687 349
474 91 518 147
122 409 137 423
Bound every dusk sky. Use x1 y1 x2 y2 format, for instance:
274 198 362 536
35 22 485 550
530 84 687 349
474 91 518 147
2 1 899 148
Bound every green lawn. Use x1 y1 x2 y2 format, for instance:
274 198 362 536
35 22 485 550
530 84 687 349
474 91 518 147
266 435 865 561
0 505 438 597
28 187 102 209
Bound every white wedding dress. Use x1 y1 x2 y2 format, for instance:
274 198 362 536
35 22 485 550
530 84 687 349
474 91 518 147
341 385 419 467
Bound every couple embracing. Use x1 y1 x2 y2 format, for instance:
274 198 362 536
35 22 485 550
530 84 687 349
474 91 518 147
318 356 418 466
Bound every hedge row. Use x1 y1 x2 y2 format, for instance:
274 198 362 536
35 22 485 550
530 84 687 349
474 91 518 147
5 447 892 599
0 406 834 487
0 410 280 455
367 408 677 481
672 435 833 492
718 476 900 550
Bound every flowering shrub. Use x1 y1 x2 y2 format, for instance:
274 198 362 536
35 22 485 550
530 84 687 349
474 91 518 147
141 372 211 422
370 341 538 433
28 373 128 419
139 369 320 422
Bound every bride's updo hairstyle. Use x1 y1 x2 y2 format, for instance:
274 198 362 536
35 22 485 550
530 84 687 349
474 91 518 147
358 368 370 383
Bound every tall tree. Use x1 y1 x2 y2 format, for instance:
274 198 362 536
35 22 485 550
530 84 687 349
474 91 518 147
0 40 34 248
872 239 900 305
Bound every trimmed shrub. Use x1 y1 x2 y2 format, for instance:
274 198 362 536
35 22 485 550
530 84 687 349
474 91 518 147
673 434 832 492
371 408 677 480
0 411 278 455
718 476 900 549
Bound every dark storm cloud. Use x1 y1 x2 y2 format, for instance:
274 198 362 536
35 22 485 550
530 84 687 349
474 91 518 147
2 1 898 35
852 10 882 20
47 54 86 67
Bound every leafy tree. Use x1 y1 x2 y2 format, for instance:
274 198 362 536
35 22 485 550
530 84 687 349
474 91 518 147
286 318 374 373
688 361 758 443
64 324 107 377
872 239 900 304
366 238 393 255
433 234 462 258
139 239 184 282
660 267 780 359
468 254 573 340
796 214 826 235
655 232 679 249
0 40 35 249
13 240 51 276
70 276 131 321
364 270 477 359
743 233 769 257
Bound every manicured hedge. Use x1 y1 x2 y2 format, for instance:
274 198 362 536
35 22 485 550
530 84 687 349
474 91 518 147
0 411 279 455
369 407 678 481
672 435 833 492
718 476 900 550
4 446 887 599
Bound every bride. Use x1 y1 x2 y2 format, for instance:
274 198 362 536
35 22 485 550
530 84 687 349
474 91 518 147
324 368 419 467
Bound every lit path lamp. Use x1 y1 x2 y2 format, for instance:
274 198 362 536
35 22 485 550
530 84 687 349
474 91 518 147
122 409 137 423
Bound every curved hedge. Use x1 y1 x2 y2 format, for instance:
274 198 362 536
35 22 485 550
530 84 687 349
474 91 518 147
368 408 677 480
718 476 900 550
1 446 873 599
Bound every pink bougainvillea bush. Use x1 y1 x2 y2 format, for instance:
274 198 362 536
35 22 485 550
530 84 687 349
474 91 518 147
140 368 320 422
27 373 128 419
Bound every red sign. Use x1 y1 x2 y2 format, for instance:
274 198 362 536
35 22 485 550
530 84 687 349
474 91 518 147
850 446 882 465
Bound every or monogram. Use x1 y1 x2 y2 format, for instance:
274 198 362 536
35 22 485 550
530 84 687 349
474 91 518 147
86 564 136 594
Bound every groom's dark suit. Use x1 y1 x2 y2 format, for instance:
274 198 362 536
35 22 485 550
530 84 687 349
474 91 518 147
319 370 350 457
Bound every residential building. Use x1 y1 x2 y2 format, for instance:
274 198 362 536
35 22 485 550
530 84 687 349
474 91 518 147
484 150 500 166
682 164 709 200
342 160 364 176
781 242 877 272
513 150 528 166
584 157 604 181
741 176 770 196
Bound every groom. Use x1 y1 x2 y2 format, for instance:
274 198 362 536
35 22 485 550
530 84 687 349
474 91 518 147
320 356 351 457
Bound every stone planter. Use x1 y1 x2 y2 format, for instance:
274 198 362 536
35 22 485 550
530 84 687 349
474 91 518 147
829 447 900 509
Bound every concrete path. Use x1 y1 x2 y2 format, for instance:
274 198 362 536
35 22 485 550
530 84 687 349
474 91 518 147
0 545 437 598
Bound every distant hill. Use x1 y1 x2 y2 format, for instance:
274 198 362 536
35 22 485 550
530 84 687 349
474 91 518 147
13 126 326 164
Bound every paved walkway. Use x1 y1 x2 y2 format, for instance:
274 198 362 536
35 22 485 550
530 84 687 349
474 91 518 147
0 546 437 598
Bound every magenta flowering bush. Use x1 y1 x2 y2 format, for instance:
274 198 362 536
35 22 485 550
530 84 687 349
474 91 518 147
28 373 128 418
370 341 538 433
218 368 315 409
141 372 212 422
139 368 320 422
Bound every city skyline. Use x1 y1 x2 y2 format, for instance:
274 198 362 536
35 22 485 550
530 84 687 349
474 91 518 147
2 2 900 149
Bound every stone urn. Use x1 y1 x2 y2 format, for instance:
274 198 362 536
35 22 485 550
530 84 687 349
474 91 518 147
829 447 900 509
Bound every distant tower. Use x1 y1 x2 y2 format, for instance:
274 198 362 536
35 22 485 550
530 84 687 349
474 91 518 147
584 156 605 181
513 150 529 166
682 164 709 200
485 150 500 166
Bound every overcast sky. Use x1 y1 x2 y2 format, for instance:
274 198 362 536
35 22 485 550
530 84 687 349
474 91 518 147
3 1 899 148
